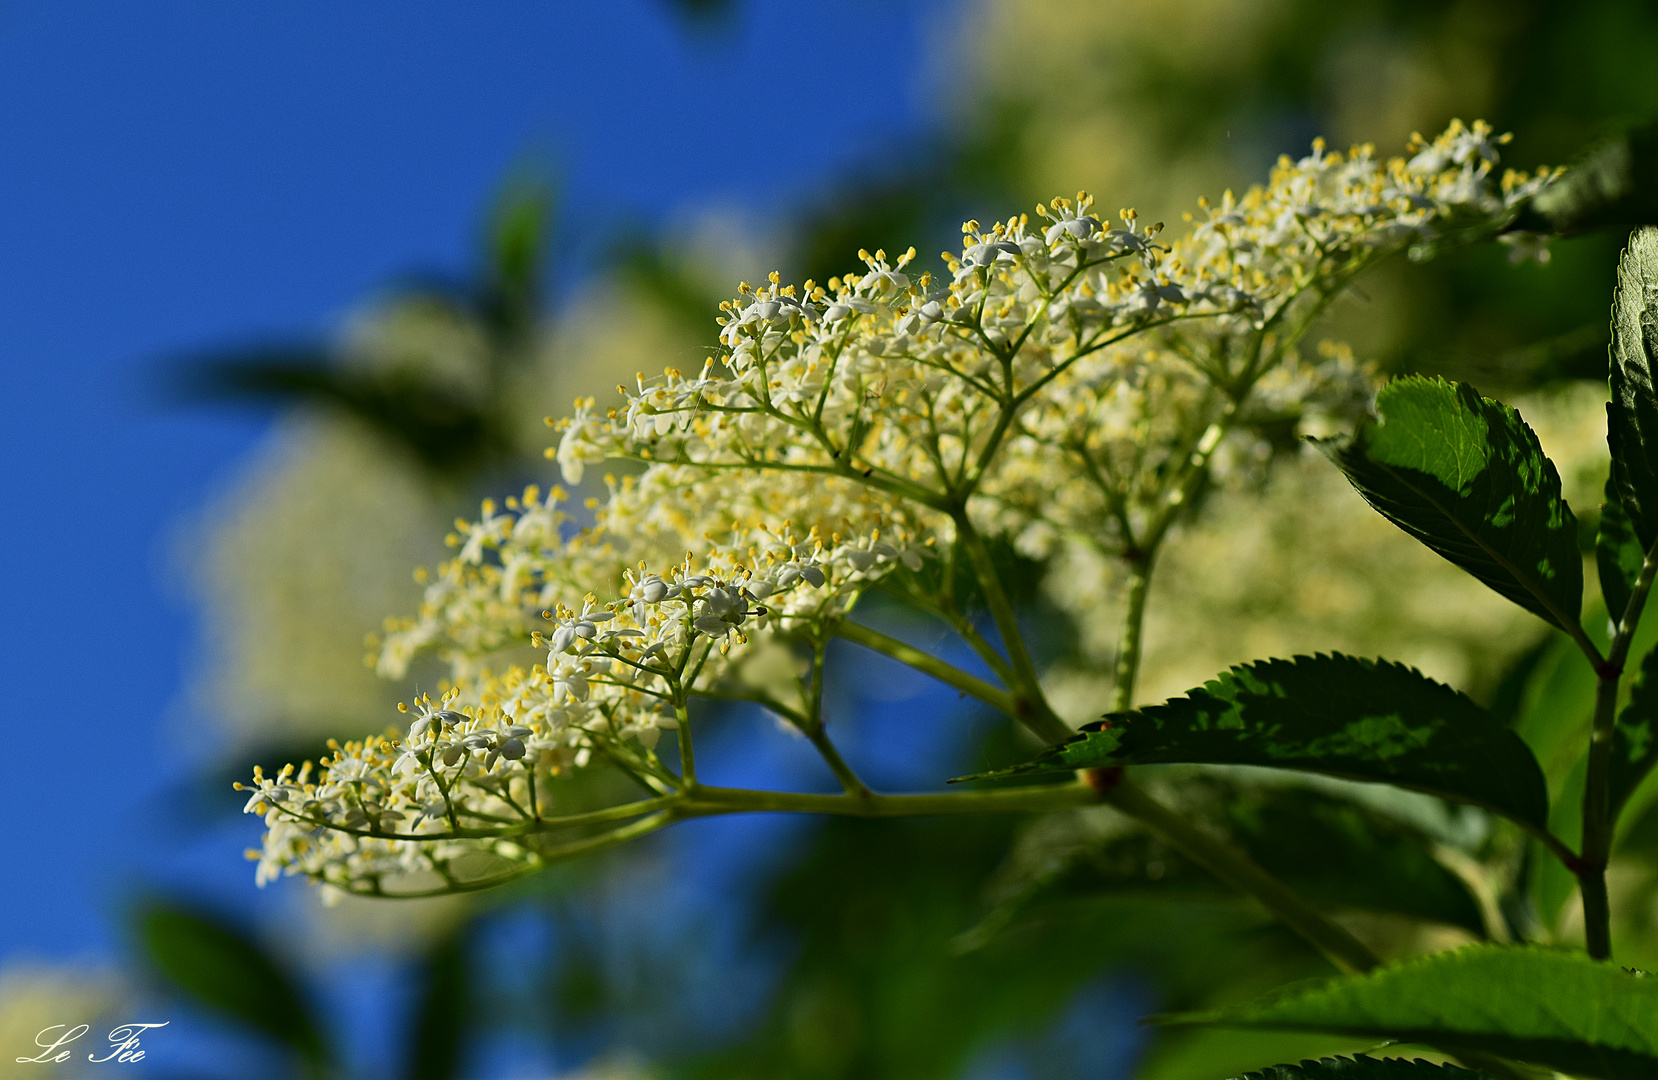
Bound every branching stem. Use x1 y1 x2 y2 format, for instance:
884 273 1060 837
953 516 1072 744
1102 775 1380 973
672 692 697 788
1578 532 1658 958
1111 550 1156 712
834 619 1014 715
679 780 1099 818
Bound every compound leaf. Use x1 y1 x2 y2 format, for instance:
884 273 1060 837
1162 945 1658 1080
1315 376 1582 634
958 654 1549 830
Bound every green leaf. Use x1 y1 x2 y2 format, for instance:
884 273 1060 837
1162 945 1658 1079
1609 227 1658 555
1510 618 1608 789
136 900 328 1064
1532 752 1586 928
1612 645 1658 823
175 349 504 477
1226 786 1486 935
1483 634 1554 728
960 778 1485 952
482 175 554 350
1232 1056 1495 1080
1315 376 1582 634
1600 481 1646 626
611 233 726 340
959 654 1550 830
408 928 470 1080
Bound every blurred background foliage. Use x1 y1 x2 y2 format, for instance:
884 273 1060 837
41 0 1658 1077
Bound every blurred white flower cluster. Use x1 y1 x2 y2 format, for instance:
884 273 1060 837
0 962 124 1080
242 121 1558 897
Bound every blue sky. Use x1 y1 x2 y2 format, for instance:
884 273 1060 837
0 0 960 975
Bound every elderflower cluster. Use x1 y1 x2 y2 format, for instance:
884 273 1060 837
247 121 1556 895
237 695 549 898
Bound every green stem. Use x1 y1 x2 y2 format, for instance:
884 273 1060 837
531 809 676 861
1577 532 1658 959
336 812 677 900
673 694 697 788
1581 662 1621 961
952 489 1372 971
327 775 1393 972
680 780 1099 818
1111 550 1156 712
879 578 1016 684
834 619 1014 715
806 728 874 799
791 627 871 798
953 517 1072 743
1612 536 1658 657
1101 775 1380 973
1140 414 1230 552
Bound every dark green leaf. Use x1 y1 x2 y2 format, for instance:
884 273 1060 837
1510 621 1605 788
1599 480 1645 628
136 900 328 1064
1226 787 1485 934
1162 945 1658 1079
1483 633 1553 729
1612 645 1658 823
1532 752 1586 929
1232 1056 1495 1080
612 233 725 340
1314 376 1582 633
961 779 1484 951
1608 227 1658 554
657 0 737 27
958 654 1550 830
174 350 503 476
1517 122 1658 236
408 928 470 1080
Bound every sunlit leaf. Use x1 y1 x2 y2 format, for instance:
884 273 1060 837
1162 945 1658 1079
1609 227 1658 555
958 654 1550 830
1315 376 1583 634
